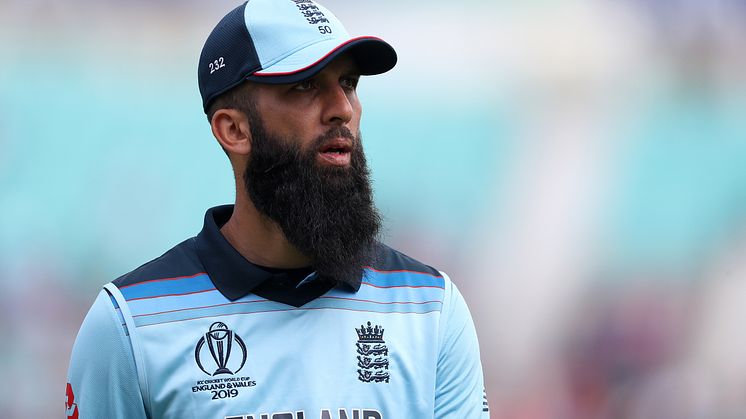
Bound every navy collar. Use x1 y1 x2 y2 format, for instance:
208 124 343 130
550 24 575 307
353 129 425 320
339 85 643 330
194 205 352 307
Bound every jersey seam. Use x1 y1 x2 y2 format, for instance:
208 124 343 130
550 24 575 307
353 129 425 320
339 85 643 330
435 271 451 363
105 283 153 417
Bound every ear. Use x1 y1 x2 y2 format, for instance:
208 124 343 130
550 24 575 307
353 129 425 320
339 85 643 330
210 109 252 156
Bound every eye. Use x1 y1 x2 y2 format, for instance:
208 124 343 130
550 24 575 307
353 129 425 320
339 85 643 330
340 76 360 91
293 79 315 91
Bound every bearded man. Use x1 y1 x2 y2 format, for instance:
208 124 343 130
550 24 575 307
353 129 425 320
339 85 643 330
66 1 488 418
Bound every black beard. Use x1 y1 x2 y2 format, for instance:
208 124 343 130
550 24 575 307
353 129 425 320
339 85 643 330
243 116 381 287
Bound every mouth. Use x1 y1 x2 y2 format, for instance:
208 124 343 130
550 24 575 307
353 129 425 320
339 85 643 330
317 138 353 167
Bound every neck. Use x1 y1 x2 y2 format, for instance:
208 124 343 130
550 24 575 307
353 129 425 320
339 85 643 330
220 196 311 269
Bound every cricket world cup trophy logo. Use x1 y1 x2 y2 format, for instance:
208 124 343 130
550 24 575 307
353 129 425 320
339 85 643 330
195 321 247 376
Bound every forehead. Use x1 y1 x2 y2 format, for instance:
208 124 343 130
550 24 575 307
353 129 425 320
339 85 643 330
251 54 359 95
267 53 360 87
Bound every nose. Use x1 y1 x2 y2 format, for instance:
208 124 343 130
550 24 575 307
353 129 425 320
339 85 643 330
320 84 354 126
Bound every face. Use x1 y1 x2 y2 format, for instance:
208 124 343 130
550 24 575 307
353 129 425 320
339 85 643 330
250 55 362 168
241 55 381 287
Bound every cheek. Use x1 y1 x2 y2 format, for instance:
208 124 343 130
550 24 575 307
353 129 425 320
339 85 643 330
264 113 311 140
351 99 363 125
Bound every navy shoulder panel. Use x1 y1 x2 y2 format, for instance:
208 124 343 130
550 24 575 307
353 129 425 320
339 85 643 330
112 237 203 288
371 243 442 277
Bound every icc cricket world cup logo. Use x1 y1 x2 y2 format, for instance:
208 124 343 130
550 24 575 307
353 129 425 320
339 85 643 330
195 322 247 376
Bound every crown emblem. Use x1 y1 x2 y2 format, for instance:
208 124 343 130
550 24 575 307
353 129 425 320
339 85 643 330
356 321 385 343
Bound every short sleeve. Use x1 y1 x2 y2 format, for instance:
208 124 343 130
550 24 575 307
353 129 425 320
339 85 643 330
434 273 489 418
66 289 148 419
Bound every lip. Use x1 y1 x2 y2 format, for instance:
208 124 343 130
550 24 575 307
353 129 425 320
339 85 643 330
317 137 353 167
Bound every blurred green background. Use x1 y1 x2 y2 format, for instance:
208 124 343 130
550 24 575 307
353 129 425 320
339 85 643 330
2 0 746 417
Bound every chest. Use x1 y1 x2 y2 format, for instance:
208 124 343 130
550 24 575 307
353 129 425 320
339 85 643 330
132 308 441 419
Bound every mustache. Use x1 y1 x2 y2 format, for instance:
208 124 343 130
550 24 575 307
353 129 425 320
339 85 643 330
313 126 357 147
260 127 359 175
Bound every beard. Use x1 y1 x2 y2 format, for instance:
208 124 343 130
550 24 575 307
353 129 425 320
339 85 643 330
243 114 381 287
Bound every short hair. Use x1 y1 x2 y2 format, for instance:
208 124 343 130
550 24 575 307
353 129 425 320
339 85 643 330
206 81 257 124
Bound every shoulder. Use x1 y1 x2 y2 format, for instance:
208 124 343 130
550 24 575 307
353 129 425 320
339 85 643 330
112 237 203 289
371 243 442 276
365 243 447 289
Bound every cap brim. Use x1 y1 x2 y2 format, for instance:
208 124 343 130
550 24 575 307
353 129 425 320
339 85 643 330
246 36 397 84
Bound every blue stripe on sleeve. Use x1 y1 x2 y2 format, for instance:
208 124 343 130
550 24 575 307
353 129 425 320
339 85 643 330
363 269 445 288
118 273 215 301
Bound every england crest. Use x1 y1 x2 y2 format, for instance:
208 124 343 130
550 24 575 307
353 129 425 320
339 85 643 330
355 321 390 383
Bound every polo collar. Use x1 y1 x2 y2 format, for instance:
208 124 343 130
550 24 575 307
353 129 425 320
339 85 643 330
194 205 349 307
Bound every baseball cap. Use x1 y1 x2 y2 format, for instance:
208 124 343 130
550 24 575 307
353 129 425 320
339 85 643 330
198 0 398 113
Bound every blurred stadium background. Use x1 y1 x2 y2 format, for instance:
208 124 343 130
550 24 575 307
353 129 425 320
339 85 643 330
2 0 746 417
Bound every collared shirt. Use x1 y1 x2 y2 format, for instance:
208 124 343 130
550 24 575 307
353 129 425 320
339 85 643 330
193 205 346 306
66 206 489 419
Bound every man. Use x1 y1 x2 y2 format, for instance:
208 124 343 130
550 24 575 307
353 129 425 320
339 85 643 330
66 1 488 418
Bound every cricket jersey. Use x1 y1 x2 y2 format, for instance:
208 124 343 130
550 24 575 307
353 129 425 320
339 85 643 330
66 205 489 419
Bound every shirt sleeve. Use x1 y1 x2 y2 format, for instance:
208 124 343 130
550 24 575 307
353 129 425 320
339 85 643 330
66 289 148 419
434 274 490 418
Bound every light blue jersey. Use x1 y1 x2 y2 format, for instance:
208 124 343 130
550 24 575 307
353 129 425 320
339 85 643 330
66 206 488 418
